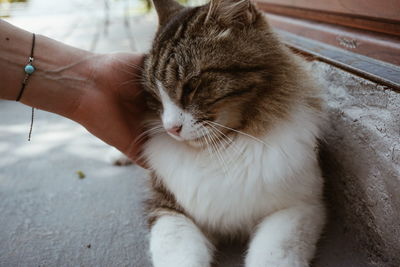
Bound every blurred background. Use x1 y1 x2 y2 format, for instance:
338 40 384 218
2 0 144 49
0 0 206 53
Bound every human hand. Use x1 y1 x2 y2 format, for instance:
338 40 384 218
0 21 149 166
71 53 148 167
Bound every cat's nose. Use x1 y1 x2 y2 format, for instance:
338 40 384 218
166 125 182 136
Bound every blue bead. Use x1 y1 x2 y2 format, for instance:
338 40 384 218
25 64 35 74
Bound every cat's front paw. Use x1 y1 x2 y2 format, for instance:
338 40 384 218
112 156 133 166
107 148 133 166
151 241 211 267
150 215 213 267
246 254 309 267
152 256 208 267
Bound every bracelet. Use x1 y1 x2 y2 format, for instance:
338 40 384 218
16 33 36 101
16 33 36 141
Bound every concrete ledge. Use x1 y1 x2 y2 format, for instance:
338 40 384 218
313 61 400 266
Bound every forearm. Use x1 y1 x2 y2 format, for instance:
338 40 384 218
0 19 95 118
0 20 147 162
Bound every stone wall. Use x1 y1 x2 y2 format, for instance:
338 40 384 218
313 61 400 266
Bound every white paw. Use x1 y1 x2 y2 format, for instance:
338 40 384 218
246 250 309 267
107 147 133 166
113 156 133 166
150 215 213 267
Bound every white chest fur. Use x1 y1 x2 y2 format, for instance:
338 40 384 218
144 110 323 235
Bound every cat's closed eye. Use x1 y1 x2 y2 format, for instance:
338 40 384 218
181 76 201 105
209 86 254 106
182 76 200 95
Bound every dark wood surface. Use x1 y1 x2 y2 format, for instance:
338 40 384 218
267 14 400 65
257 3 400 36
278 30 400 90
254 0 400 86
256 0 400 21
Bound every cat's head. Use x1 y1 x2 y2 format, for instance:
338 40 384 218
143 0 289 147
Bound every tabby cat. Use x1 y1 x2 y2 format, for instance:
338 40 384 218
140 0 325 266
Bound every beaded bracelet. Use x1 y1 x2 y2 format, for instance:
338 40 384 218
16 33 36 141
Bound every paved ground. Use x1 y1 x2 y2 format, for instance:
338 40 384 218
0 100 152 266
0 1 155 266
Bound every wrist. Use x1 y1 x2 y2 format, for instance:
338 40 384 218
20 34 97 118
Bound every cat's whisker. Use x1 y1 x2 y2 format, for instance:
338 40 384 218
205 124 241 165
135 129 165 147
133 125 164 146
142 120 162 127
134 149 153 169
133 130 162 147
145 126 165 136
206 126 227 164
203 121 238 155
142 124 162 130
118 67 144 78
199 126 217 165
207 120 293 161
199 126 218 160
119 77 146 87
196 128 207 149
203 125 229 176
136 120 162 135
204 121 242 157
206 120 271 148
113 57 146 72
201 121 239 168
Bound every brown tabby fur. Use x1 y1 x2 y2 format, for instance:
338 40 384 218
142 0 322 232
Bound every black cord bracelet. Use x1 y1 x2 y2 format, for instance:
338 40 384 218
16 33 36 141
16 33 36 101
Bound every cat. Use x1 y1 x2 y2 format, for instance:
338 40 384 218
139 0 326 266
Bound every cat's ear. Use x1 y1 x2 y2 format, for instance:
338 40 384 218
206 0 257 26
153 0 184 26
